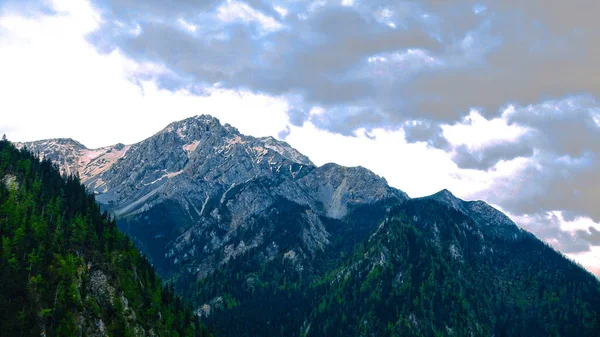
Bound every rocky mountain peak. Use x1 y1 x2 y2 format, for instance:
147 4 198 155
435 188 455 197
16 137 87 152
258 136 314 166
423 189 522 239
15 138 89 176
50 137 88 149
426 188 464 211
113 143 126 151
161 114 227 139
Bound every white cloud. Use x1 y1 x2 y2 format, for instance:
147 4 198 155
374 7 395 27
216 0 282 32
567 246 600 278
298 0 326 20
364 49 440 81
177 18 198 33
442 110 529 150
308 106 325 117
592 109 600 128
559 215 600 233
273 5 288 18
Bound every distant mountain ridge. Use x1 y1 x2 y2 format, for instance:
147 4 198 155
15 138 130 191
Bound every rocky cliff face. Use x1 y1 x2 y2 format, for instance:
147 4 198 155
15 138 130 188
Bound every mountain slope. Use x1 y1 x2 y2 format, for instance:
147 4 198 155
184 195 600 337
303 197 600 336
0 139 204 336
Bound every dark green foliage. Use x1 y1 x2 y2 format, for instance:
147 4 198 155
0 140 205 336
175 198 600 336
306 201 600 337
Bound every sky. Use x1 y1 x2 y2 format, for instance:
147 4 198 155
1 0 599 277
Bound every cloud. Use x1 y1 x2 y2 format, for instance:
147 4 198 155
452 141 533 170
482 150 600 221
511 212 593 254
216 0 282 32
403 120 450 150
505 97 600 158
0 0 57 16
81 0 600 144
86 1 442 133
576 227 600 247
277 125 291 139
459 97 600 223
405 0 600 117
91 0 222 20
567 247 600 279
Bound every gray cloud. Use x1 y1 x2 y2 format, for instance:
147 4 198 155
309 106 388 136
86 1 444 134
452 141 534 171
287 108 309 127
92 0 222 20
84 0 600 140
403 121 450 150
467 97 600 222
277 125 291 140
576 227 600 247
516 213 592 254
487 152 600 221
505 97 600 158
403 0 600 118
0 0 56 15
124 23 260 83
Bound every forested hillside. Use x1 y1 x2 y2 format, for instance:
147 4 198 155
184 199 600 337
303 200 600 336
0 138 209 336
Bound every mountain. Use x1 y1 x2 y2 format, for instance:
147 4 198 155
18 115 408 278
422 189 524 239
17 115 600 336
0 140 206 336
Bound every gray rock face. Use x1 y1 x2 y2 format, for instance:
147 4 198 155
422 189 524 239
92 115 317 218
20 115 524 280
15 138 130 187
